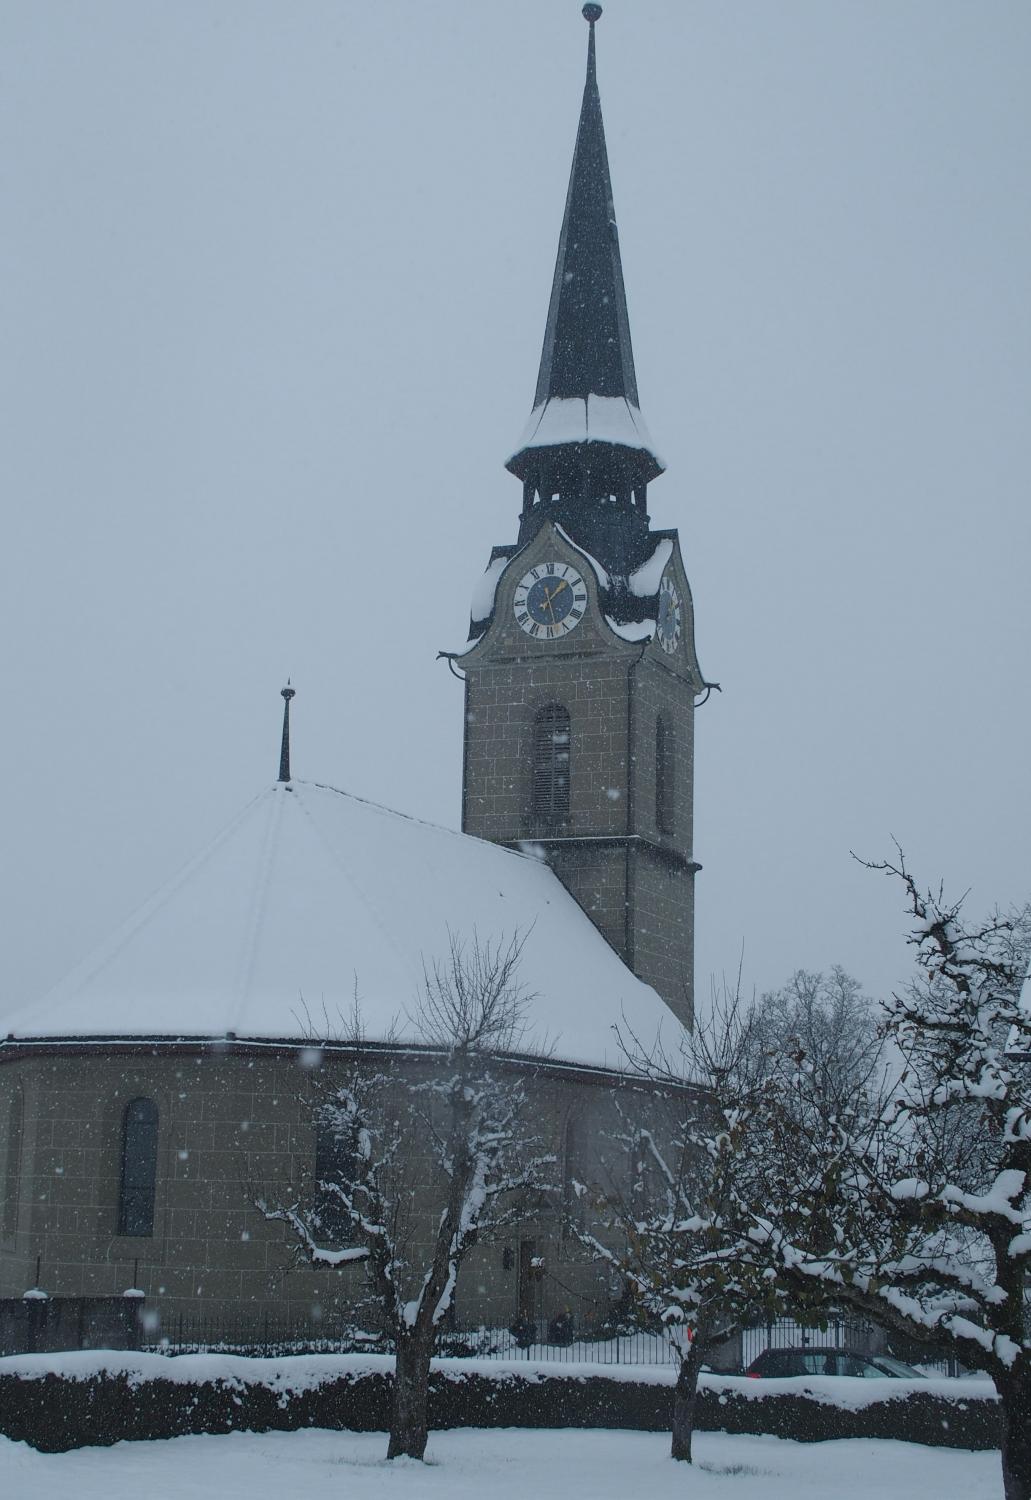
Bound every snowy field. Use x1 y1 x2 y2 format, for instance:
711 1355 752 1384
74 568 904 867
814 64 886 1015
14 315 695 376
0 1427 1000 1500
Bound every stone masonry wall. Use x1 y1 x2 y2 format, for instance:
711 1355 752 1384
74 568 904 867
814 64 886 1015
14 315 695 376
627 652 696 1027
545 844 628 958
460 516 699 1033
463 648 697 1029
629 850 695 1030
0 1050 661 1338
629 653 695 854
463 654 632 843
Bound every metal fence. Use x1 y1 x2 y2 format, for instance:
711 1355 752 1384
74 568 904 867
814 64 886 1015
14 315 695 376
739 1315 882 1370
143 1310 675 1366
738 1316 966 1377
139 1308 965 1374
440 1325 675 1366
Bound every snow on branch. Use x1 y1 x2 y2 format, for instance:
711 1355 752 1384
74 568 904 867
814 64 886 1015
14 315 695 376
753 855 1031 1397
252 932 556 1461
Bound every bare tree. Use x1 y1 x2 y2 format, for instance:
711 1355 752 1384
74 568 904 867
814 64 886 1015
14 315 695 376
751 856 1031 1500
577 984 790 1463
749 965 881 1101
573 962 883 1464
257 932 554 1460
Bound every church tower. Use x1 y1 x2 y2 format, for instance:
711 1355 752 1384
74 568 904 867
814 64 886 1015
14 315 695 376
450 7 710 1031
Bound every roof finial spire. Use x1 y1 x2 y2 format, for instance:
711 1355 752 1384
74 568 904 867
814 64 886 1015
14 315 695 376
583 6 601 84
278 681 295 783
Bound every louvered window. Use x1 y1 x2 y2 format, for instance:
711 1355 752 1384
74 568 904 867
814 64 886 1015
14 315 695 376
118 1098 158 1237
656 715 675 835
531 704 571 832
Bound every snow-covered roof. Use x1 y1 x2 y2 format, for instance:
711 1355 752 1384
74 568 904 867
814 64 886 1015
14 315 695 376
1 780 676 1071
604 616 654 643
552 522 611 590
470 554 512 627
511 396 662 466
628 538 674 598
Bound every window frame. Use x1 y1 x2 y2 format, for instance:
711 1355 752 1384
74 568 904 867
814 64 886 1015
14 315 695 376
530 702 572 834
561 1111 586 1239
655 714 675 835
313 1115 360 1246
2 1089 24 1240
117 1097 159 1238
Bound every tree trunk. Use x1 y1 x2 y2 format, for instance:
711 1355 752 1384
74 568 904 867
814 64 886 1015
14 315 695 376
670 1337 706 1463
999 1367 1031 1500
387 1333 434 1460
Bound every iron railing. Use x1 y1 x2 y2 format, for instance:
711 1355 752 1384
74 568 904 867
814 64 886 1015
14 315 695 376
142 1310 675 1365
740 1315 880 1368
134 1308 968 1374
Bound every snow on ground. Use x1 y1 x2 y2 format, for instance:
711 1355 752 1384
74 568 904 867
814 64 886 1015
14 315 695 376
0 1427 1000 1500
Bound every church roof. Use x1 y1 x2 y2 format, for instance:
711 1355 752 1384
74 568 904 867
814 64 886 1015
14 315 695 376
1 779 677 1072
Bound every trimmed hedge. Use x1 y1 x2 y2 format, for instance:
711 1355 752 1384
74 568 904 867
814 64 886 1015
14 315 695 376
0 1356 1000 1455
699 1380 999 1450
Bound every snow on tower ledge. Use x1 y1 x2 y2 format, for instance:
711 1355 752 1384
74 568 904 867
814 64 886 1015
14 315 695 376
510 396 663 467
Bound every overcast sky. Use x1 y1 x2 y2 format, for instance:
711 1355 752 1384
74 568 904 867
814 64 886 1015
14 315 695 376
2 0 1028 1021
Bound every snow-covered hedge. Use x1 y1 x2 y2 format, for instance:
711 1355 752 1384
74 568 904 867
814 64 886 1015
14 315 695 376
0 1351 999 1455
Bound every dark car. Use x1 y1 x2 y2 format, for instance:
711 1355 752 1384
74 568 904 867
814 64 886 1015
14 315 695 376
744 1347 926 1379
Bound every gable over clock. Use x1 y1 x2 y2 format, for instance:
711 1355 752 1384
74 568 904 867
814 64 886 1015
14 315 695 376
446 9 714 1032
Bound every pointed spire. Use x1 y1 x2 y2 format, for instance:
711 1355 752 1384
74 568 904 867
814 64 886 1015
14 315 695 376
278 682 295 783
534 4 638 409
506 4 663 576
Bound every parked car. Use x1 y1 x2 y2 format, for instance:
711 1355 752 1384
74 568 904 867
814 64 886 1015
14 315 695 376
744 1347 926 1379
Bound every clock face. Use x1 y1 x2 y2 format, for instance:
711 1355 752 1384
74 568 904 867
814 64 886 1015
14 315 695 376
513 561 587 640
656 575 682 654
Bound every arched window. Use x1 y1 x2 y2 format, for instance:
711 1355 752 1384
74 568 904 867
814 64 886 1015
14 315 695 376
531 703 571 833
2 1090 24 1239
118 1098 158 1237
656 715 675 835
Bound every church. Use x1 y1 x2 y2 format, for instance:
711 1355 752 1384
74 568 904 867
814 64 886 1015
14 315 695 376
0 7 711 1343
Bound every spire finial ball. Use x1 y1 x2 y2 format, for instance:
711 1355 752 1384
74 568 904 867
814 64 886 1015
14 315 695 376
583 4 602 23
